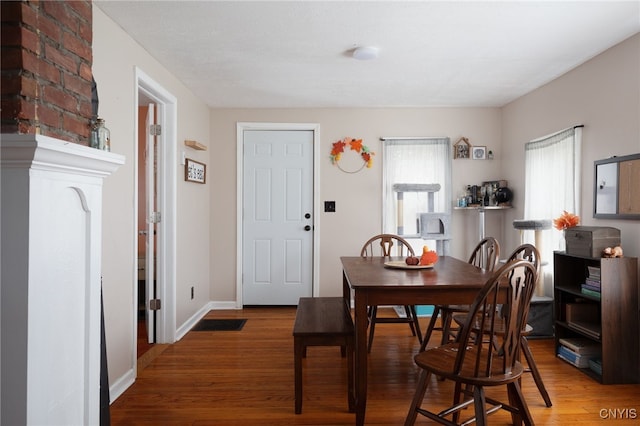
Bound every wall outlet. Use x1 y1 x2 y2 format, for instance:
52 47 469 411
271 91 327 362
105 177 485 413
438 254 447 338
190 286 194 300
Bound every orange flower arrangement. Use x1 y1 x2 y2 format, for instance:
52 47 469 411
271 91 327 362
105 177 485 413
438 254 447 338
553 211 580 230
330 137 374 172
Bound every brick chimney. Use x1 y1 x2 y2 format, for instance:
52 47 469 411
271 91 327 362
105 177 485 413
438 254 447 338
1 0 93 145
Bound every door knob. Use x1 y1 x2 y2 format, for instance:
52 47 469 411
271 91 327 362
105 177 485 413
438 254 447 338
304 225 311 231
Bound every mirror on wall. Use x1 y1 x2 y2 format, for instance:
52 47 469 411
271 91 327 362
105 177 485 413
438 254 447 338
594 153 640 219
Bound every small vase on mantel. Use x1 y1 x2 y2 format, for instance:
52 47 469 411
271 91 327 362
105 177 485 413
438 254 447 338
96 118 111 151
91 118 111 151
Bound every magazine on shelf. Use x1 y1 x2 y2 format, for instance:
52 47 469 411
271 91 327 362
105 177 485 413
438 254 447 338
557 345 592 368
557 354 590 369
580 287 601 299
558 337 601 355
587 266 601 278
584 277 601 287
567 320 602 339
581 283 601 292
589 358 603 375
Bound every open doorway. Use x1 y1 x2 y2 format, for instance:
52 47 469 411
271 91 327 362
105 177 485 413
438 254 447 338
135 68 178 366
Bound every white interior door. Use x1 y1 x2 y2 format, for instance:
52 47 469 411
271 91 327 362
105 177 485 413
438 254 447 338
243 130 314 305
145 103 156 343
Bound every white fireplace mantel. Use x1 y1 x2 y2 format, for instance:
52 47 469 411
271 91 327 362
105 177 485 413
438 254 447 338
1 134 124 425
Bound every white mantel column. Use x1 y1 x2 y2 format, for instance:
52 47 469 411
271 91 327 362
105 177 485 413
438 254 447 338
1 134 124 426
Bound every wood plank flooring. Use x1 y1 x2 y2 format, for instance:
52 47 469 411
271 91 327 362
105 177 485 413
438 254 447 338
110 307 640 425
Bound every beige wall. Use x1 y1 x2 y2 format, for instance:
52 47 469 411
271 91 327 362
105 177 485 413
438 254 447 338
93 8 211 390
210 108 504 301
502 33 640 258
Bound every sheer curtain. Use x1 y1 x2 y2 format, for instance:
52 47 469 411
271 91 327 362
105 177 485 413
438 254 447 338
382 138 451 248
524 126 582 267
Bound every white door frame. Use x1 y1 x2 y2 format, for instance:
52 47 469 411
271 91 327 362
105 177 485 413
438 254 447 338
135 67 177 346
236 122 321 307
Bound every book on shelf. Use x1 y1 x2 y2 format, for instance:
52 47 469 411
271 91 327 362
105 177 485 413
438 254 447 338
557 345 592 368
584 277 601 287
558 337 601 355
589 358 602 376
580 286 601 299
581 283 601 292
587 266 601 278
567 320 601 339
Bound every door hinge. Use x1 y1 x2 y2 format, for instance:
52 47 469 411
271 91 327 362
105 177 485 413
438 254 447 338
149 211 161 223
149 299 161 310
150 124 162 136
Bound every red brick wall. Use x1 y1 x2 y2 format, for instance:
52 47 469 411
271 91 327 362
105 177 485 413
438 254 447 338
1 1 93 145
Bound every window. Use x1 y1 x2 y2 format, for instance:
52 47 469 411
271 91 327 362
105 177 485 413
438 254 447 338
524 126 582 263
382 138 451 251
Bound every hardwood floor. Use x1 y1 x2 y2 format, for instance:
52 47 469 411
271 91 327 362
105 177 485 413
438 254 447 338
110 307 640 425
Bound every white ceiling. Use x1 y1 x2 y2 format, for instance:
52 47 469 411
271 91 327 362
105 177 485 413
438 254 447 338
96 1 640 109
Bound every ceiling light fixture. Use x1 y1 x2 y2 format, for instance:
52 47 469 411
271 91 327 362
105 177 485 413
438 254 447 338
352 46 379 60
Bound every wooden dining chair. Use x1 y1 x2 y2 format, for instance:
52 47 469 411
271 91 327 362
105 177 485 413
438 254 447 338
451 243 552 407
404 259 537 426
360 234 422 352
420 236 500 351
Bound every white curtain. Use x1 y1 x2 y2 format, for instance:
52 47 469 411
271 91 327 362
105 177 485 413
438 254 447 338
382 138 451 241
524 126 582 265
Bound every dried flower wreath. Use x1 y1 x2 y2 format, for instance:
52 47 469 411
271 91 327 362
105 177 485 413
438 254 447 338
330 137 374 173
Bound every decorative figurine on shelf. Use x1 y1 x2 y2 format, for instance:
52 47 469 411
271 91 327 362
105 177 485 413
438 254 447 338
602 246 624 258
95 118 110 151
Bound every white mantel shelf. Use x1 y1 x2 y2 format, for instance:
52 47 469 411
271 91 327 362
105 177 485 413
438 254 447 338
1 133 124 177
1 134 124 426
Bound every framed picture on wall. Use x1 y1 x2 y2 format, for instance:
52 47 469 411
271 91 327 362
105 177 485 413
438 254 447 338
453 137 471 159
185 158 206 183
472 146 487 160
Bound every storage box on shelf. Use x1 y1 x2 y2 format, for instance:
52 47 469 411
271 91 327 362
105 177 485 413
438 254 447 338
553 251 638 384
564 226 620 258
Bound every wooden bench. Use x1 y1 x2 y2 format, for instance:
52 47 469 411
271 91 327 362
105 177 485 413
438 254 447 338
293 297 354 414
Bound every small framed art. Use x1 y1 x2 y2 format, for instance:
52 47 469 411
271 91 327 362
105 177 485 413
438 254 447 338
472 146 487 160
185 158 206 183
453 137 471 159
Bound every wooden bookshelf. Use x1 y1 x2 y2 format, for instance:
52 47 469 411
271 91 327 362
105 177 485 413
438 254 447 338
553 251 638 384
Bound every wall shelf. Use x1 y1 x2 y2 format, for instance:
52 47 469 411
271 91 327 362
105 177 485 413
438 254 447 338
184 139 207 151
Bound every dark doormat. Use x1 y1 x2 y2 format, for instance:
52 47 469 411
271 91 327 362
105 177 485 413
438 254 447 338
192 319 247 331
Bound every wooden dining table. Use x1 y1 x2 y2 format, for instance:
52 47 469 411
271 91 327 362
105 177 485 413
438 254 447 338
341 255 497 426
